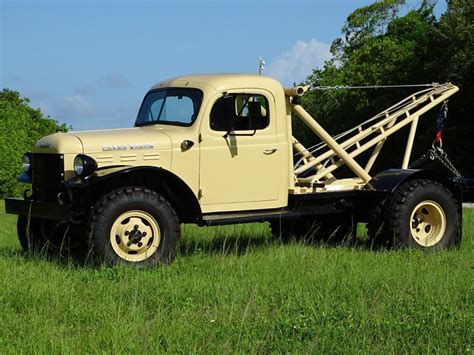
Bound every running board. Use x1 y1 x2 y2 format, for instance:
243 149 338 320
202 209 299 226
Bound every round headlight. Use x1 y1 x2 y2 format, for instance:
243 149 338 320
74 154 97 178
22 154 31 174
74 155 84 176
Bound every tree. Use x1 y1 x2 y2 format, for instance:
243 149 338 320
0 89 67 197
429 0 474 177
296 0 473 177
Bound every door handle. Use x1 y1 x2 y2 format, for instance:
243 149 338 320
263 148 278 155
181 140 194 151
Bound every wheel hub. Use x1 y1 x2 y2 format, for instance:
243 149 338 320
409 200 446 247
110 210 161 262
125 225 147 245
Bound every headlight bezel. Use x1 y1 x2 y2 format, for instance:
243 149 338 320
22 153 31 175
73 154 98 179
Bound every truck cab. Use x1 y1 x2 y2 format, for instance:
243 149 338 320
141 74 292 213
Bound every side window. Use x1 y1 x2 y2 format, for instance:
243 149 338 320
210 94 269 132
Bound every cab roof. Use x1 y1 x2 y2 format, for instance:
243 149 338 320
149 73 284 94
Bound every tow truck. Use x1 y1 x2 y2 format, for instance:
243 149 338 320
5 74 474 267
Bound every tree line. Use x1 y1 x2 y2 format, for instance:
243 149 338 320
295 0 473 177
0 89 67 197
0 0 472 198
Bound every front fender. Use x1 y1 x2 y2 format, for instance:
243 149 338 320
65 166 202 223
65 165 133 187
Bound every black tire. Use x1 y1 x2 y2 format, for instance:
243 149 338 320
17 216 45 253
270 218 310 242
366 199 393 249
88 187 180 267
367 179 460 250
316 216 354 245
270 215 354 244
17 216 85 256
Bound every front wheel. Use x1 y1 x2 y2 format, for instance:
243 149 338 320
17 216 84 256
367 179 460 250
88 187 180 267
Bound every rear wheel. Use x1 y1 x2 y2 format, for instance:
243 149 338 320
367 179 460 249
88 187 180 267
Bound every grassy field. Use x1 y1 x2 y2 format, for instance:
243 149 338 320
0 200 472 353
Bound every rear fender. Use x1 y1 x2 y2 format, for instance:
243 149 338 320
366 168 462 203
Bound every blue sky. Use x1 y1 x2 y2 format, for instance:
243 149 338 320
1 0 447 130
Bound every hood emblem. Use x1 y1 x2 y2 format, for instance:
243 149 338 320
102 145 127 151
39 142 51 148
130 144 154 150
102 143 154 151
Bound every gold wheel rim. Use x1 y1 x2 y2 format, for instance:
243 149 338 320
410 200 446 247
110 210 161 262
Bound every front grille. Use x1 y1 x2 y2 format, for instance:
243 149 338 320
31 154 64 202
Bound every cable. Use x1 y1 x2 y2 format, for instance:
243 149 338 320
293 84 453 163
311 83 439 91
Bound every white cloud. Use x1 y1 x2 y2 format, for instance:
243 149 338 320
60 94 93 116
47 94 136 130
266 39 332 85
73 85 96 96
99 72 131 88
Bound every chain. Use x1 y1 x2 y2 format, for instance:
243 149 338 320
409 142 463 178
431 145 463 178
409 150 432 168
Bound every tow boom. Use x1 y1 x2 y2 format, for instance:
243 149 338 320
286 83 460 192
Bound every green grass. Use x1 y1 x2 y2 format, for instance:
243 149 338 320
0 200 472 353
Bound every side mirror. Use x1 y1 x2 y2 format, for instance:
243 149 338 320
247 101 261 131
222 96 237 137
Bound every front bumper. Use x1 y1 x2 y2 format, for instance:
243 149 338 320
5 198 72 221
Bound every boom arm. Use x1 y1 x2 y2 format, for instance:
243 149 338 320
287 84 459 192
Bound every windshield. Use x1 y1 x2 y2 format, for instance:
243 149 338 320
135 88 203 127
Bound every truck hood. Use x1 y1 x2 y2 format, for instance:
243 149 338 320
35 132 84 154
70 127 172 154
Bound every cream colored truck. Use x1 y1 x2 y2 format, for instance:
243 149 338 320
5 74 474 266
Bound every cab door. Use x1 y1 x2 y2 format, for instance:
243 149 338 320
199 89 282 213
